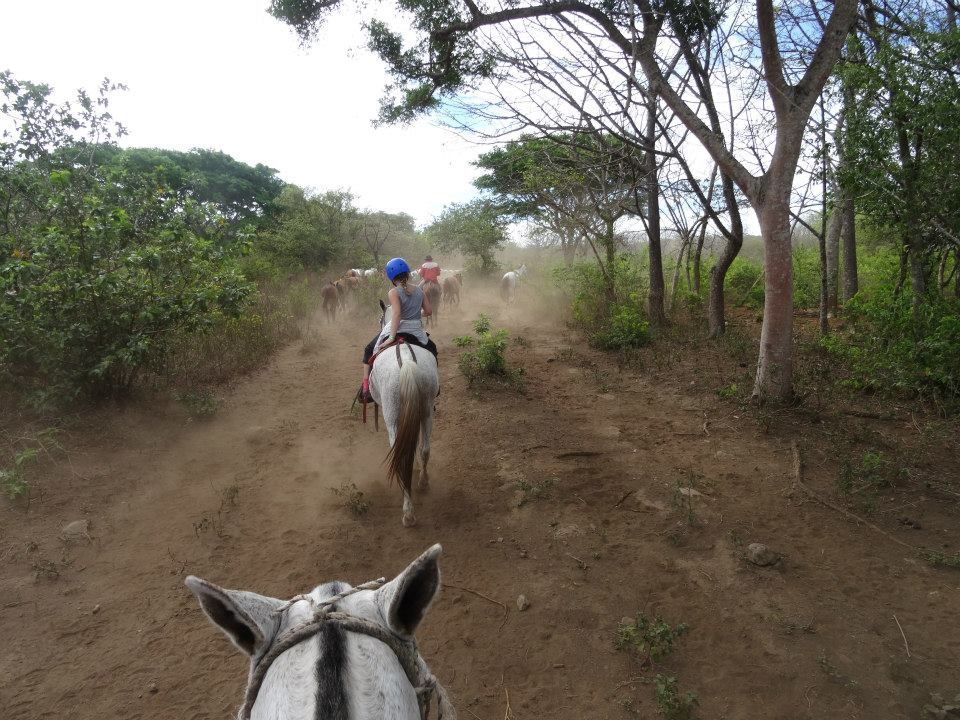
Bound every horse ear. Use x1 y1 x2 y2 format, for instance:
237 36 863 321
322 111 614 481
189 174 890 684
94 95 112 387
378 544 442 638
185 576 282 656
379 299 386 311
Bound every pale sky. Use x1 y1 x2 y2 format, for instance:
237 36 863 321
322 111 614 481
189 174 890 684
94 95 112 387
3 0 484 225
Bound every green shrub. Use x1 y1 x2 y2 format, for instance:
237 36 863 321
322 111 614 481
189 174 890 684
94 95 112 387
822 292 960 409
724 248 822 310
791 246 822 309
553 256 651 349
591 303 651 350
837 449 898 497
616 613 689 663
725 257 764 308
655 675 698 720
457 314 522 387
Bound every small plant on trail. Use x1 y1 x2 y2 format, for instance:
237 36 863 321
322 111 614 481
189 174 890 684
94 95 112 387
1 428 60 501
177 388 219 418
616 613 689 664
332 481 370 517
513 335 530 348
923 550 960 569
457 314 523 388
837 450 900 507
1 452 32 500
654 674 698 720
716 383 738 399
516 476 557 507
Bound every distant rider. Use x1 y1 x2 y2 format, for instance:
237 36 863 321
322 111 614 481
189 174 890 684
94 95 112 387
419 255 441 287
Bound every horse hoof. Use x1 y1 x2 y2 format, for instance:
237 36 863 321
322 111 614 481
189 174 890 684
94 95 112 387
402 513 417 527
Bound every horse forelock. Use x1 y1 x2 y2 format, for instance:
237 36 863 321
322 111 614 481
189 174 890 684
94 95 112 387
313 581 349 720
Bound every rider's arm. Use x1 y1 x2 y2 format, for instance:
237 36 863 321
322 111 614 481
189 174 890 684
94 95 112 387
387 288 401 340
421 289 433 317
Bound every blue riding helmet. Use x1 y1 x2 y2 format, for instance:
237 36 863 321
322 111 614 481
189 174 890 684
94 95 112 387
385 257 411 281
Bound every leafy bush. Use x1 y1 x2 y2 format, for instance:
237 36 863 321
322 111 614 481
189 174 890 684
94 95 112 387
457 314 522 387
791 246 822 309
591 303 651 350
0 74 255 401
724 248 822 310
0 202 253 399
725 257 764 308
161 279 318 386
554 256 651 349
822 292 960 409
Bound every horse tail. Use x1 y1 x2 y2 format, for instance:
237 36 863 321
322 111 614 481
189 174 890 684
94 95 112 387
500 275 509 302
386 351 424 494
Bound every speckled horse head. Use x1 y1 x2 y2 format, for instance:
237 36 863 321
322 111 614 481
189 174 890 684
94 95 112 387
186 545 448 720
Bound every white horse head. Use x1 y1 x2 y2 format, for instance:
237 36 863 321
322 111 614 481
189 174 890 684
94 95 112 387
185 545 454 720
371 301 439 526
517 263 528 277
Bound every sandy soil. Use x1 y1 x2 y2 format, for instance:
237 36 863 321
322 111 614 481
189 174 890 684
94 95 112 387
1 280 958 719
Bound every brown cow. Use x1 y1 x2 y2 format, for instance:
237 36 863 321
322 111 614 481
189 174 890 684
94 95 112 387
441 272 462 309
335 275 361 309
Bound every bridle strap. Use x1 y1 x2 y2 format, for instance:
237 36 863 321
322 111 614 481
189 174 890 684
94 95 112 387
240 612 455 720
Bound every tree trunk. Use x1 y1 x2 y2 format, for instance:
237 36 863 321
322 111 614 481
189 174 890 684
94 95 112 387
562 239 576 265
670 233 689 309
604 218 616 303
707 170 744 338
824 194 842 310
646 95 667 328
908 231 927 323
692 229 705 295
840 192 858 301
817 100 830 335
955 249 960 299
753 199 795 402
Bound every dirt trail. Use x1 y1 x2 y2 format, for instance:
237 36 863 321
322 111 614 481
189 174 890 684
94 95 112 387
1 282 958 719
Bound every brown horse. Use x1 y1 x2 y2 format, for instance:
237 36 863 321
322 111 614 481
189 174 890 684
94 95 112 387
422 280 442 327
320 281 339 322
441 272 462 309
336 275 361 309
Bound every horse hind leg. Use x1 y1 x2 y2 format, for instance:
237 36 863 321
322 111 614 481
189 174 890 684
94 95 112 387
417 414 432 492
402 489 416 527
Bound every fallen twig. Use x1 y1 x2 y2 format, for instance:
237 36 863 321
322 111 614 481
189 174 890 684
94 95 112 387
893 614 911 658
556 450 601 459
613 489 636 508
443 582 508 630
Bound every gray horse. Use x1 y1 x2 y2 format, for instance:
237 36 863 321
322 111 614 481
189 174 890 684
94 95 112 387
369 302 439 527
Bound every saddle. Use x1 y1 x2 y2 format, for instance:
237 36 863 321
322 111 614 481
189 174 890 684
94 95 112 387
356 338 419 430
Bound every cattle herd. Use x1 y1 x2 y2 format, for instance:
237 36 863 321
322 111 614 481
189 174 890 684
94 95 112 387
319 267 463 323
